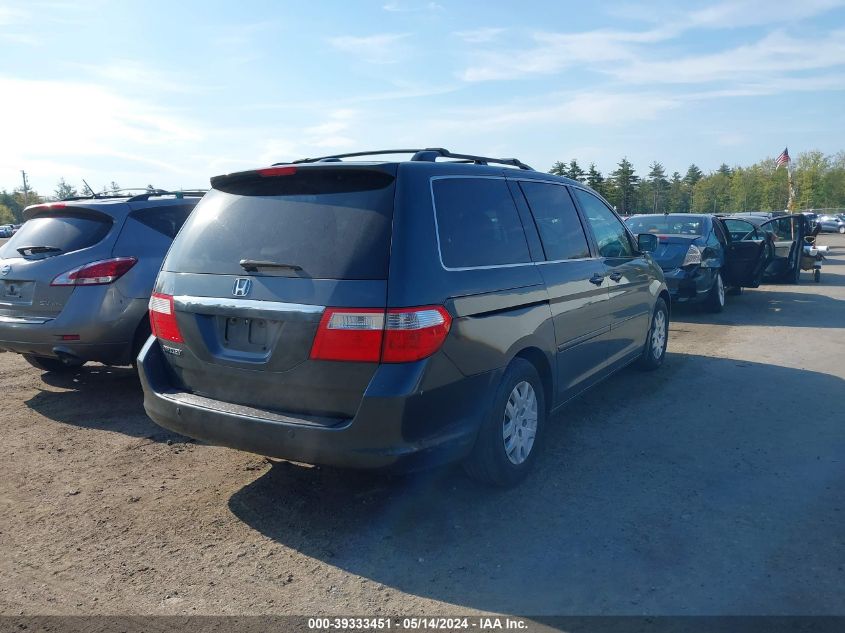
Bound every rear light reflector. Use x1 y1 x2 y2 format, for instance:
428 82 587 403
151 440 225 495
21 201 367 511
148 293 184 343
60 334 80 341
51 257 137 286
309 308 384 362
309 306 452 363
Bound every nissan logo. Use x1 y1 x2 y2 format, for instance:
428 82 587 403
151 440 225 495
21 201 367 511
232 278 252 297
0 264 10 277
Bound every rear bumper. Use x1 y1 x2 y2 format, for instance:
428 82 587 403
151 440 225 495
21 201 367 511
139 337 493 470
0 296 148 365
662 267 715 303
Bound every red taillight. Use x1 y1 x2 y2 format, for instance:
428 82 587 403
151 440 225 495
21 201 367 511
148 293 184 343
382 306 452 363
51 257 137 286
309 306 451 363
257 166 297 177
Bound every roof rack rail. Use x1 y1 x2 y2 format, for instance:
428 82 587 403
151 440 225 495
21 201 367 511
126 189 208 202
280 148 534 171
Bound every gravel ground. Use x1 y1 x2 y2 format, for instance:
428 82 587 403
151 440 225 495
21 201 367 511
0 234 843 617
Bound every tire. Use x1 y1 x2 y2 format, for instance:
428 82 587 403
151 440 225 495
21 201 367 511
704 271 726 313
22 354 84 373
463 358 546 487
131 318 152 368
839 226 845 234
726 286 743 296
814 269 821 283
637 297 669 371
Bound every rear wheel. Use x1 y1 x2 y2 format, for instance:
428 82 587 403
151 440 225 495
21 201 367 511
22 354 84 373
637 298 669 371
705 271 725 313
839 226 845 234
814 268 821 283
463 358 545 487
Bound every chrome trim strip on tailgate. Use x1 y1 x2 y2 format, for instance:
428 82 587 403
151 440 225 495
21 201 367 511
172 295 325 320
0 315 53 324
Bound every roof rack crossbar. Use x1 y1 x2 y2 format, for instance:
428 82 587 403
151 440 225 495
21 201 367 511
126 189 208 202
279 148 533 170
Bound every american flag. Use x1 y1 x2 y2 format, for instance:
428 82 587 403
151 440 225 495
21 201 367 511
775 147 790 168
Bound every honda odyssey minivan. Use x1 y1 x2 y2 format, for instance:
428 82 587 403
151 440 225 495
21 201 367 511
139 149 670 486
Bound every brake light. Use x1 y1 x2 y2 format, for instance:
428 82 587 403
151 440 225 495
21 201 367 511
148 293 184 343
51 257 137 286
382 307 452 363
257 166 297 177
682 244 703 267
310 306 452 363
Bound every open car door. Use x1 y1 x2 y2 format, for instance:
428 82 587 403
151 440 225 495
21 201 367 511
759 215 807 283
719 217 769 288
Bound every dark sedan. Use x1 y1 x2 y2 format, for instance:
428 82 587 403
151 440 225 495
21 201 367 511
729 213 814 283
626 214 770 312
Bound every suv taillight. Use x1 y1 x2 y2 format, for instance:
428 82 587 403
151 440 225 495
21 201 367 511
149 293 184 343
51 257 137 286
310 306 452 363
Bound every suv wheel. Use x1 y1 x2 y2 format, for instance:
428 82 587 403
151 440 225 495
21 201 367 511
705 271 725 313
23 354 85 373
637 297 669 371
464 358 546 487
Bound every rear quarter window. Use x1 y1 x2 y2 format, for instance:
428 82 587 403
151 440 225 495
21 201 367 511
0 214 111 259
432 177 530 269
130 204 195 239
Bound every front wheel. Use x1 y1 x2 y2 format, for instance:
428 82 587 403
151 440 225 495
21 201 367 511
637 297 669 371
704 271 726 313
463 358 546 487
22 354 85 373
839 226 845 234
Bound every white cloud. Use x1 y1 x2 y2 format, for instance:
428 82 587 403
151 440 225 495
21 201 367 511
327 33 410 64
382 2 443 12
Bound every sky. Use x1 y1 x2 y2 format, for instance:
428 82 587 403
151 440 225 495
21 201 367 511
1 0 845 196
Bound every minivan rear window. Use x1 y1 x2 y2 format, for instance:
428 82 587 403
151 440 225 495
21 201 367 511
0 214 111 259
163 169 396 279
433 178 530 269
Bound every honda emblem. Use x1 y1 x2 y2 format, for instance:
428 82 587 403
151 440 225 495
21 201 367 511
232 278 252 297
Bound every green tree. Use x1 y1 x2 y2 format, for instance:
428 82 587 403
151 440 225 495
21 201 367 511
548 161 567 177
54 178 78 200
565 159 586 183
586 163 605 197
647 161 669 213
609 157 638 214
0 204 15 224
668 172 685 212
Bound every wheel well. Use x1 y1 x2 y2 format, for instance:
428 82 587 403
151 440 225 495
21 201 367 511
131 313 152 357
514 347 553 412
658 289 671 315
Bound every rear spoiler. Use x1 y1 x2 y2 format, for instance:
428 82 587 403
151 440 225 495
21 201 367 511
210 164 397 195
23 202 114 223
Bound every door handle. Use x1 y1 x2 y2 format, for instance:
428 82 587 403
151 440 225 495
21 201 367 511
608 271 623 282
589 273 605 286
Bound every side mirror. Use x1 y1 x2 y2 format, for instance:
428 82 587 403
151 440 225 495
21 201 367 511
638 233 658 253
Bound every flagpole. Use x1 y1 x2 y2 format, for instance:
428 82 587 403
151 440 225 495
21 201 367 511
787 159 795 211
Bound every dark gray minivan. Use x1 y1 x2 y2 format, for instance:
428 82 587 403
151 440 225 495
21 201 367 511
139 149 670 485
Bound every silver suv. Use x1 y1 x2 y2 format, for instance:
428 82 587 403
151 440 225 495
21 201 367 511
0 190 204 373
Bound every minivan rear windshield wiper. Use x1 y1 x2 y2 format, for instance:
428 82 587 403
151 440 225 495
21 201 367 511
16 246 62 257
239 259 303 272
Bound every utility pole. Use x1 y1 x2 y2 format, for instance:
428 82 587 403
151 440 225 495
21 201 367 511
20 170 30 207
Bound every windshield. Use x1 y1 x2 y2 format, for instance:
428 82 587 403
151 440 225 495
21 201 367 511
626 215 705 236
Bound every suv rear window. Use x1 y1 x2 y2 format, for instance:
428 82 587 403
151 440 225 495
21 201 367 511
0 214 111 259
163 169 396 279
433 178 530 269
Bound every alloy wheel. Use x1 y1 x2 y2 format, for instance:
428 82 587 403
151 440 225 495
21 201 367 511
651 309 667 359
503 381 538 465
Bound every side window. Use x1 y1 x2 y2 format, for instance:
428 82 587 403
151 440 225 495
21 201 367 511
433 178 531 268
519 182 590 261
723 219 755 241
712 221 728 245
571 188 634 258
763 218 795 241
130 205 195 239
706 229 720 248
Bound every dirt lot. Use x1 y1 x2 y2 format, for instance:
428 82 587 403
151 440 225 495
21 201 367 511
1 235 843 617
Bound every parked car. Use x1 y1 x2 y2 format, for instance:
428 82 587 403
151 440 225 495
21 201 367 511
732 213 813 283
139 148 671 486
624 213 770 312
0 189 205 373
816 214 845 234
0 225 13 238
